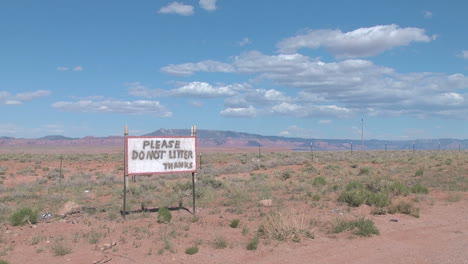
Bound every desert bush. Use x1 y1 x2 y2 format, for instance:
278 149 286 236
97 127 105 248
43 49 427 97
366 192 390 208
279 169 293 181
0 260 10 264
410 183 429 194
230 219 240 228
386 181 409 196
258 210 313 241
447 192 463 202
157 207 172 223
358 167 370 175
388 201 419 218
246 236 259 251
213 233 228 249
199 174 223 189
415 169 424 177
185 245 199 255
338 189 369 207
9 207 38 226
333 217 379 237
345 181 364 191
51 237 72 256
313 176 327 186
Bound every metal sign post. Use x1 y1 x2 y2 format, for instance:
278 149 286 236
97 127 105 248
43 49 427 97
122 125 198 217
123 125 128 218
191 125 196 216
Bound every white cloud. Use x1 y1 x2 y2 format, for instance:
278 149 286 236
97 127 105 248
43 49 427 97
162 60 235 76
159 2 194 16
15 90 51 101
0 123 20 136
424 10 433 19
220 106 257 118
57 66 83 71
199 0 217 11
460 50 468 59
277 24 434 58
170 82 236 97
159 24 468 120
239 37 251 46
52 99 172 117
0 90 51 105
128 81 237 98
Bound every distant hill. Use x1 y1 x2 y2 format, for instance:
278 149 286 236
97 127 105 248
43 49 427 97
144 128 468 151
38 135 76 140
0 129 467 151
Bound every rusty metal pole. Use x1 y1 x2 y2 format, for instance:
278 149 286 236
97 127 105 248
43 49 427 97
123 125 128 218
191 125 197 215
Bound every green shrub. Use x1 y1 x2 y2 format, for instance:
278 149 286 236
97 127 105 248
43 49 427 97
410 183 429 194
333 217 379 237
51 238 72 256
345 181 364 191
213 234 228 249
388 201 419 218
0 260 10 264
9 207 38 226
185 245 199 255
366 192 390 208
386 181 409 196
157 207 172 223
313 176 327 186
229 219 240 228
414 169 424 177
246 236 259 251
338 189 369 207
358 167 370 175
279 169 293 181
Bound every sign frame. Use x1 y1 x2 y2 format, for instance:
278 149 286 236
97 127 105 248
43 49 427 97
125 135 198 176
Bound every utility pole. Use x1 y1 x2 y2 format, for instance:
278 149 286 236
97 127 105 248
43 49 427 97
361 118 364 151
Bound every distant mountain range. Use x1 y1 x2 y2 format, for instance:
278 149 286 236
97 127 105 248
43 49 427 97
1 129 467 151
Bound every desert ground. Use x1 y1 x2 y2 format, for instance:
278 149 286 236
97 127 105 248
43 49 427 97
0 146 467 264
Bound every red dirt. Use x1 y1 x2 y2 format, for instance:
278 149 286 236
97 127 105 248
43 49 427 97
1 148 467 264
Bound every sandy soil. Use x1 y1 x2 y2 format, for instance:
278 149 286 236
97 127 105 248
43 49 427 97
1 149 467 264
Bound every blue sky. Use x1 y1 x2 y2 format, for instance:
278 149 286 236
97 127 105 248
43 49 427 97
1 0 467 139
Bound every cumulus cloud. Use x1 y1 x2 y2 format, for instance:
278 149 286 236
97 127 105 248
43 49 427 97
158 2 194 16
72 66 84 71
128 81 238 98
162 60 235 76
52 99 172 117
220 106 257 118
158 25 468 120
0 90 51 105
199 0 217 11
277 24 434 58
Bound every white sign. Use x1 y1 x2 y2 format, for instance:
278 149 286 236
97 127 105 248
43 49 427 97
126 136 197 175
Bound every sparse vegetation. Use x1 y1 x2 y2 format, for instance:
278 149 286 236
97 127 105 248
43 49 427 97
185 245 199 255
333 217 380 237
157 207 172 223
0 150 466 261
9 207 38 226
51 237 72 256
246 236 259 251
230 219 240 228
388 201 420 218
